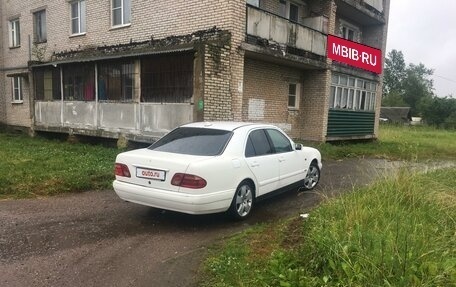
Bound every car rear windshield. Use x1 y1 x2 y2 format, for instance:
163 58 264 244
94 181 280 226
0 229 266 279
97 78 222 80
149 127 232 156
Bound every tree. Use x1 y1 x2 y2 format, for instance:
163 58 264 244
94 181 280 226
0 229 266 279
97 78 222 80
382 50 434 116
382 91 407 107
420 96 456 129
383 50 406 96
402 63 434 115
382 49 456 128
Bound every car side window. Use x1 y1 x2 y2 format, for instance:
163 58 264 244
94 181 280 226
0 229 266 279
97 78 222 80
266 129 293 153
245 130 273 157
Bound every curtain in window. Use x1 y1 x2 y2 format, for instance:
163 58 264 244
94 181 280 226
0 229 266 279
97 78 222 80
63 63 95 101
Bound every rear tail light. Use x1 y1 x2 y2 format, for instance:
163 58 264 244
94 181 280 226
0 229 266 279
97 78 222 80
171 173 207 189
115 163 131 178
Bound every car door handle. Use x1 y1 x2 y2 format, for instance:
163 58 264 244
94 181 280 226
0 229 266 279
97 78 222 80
278 157 285 162
250 162 260 167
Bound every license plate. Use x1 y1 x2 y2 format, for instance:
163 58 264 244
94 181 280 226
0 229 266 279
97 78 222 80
136 167 166 181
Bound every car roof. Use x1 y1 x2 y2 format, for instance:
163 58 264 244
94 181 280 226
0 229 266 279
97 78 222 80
181 121 275 131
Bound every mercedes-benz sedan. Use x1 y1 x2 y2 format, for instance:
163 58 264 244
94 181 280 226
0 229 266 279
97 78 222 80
113 122 321 219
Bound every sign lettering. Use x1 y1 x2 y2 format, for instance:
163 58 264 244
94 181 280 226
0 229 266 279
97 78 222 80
327 35 382 74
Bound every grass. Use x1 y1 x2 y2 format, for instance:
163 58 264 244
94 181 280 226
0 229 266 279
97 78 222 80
200 168 456 286
0 132 120 199
0 125 455 285
305 124 456 161
0 124 454 199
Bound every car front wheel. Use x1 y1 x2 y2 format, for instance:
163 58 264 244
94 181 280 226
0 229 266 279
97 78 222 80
303 161 320 190
229 181 254 220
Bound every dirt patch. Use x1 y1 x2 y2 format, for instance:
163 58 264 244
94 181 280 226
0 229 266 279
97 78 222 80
1 158 435 287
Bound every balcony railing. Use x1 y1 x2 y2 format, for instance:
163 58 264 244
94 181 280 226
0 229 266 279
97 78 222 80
246 5 327 57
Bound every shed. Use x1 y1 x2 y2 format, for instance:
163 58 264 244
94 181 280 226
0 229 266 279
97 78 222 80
380 107 411 124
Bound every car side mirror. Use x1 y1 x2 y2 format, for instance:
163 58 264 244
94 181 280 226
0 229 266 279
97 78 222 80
295 143 302 150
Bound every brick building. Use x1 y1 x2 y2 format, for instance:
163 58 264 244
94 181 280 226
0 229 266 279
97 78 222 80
0 0 390 142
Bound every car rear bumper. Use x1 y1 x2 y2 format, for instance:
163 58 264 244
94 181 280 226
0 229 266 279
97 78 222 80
113 180 234 215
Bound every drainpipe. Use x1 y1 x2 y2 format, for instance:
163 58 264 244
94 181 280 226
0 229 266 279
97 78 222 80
60 67 64 126
95 64 98 128
28 35 31 61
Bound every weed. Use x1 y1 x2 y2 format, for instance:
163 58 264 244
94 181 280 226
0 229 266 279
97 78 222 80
0 132 119 198
201 168 456 286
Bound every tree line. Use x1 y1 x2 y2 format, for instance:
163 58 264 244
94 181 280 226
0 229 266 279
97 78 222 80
382 50 456 129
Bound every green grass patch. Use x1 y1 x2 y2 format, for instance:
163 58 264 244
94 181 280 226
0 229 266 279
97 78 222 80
0 132 120 199
305 125 456 161
1 124 455 198
200 168 456 286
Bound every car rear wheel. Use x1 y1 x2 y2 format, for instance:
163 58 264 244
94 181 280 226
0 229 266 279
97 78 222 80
303 161 320 190
229 181 254 220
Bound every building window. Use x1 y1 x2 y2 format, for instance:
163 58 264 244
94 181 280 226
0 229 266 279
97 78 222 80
63 63 95 101
330 74 377 111
339 19 361 42
33 10 47 43
279 0 299 22
289 3 299 22
34 67 61 101
288 83 300 109
141 53 193 103
12 77 23 103
98 60 136 101
112 0 131 27
71 0 86 35
9 19 21 47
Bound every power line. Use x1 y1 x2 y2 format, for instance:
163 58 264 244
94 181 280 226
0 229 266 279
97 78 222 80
433 74 456 85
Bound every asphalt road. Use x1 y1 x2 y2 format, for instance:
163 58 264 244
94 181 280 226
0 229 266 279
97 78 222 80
0 159 400 287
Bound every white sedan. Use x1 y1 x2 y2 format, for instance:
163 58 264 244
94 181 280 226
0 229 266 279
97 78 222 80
113 122 322 219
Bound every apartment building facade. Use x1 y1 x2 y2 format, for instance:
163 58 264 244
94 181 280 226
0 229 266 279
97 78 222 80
0 0 390 142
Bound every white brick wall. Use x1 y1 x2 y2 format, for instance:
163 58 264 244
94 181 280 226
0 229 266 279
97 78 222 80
1 0 247 127
0 0 390 141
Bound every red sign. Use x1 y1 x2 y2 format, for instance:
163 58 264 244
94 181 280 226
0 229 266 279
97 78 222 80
327 35 382 74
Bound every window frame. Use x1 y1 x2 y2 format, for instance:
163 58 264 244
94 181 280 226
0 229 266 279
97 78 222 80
149 127 233 156
287 82 300 110
265 129 293 154
330 74 377 111
245 129 274 158
12 77 23 103
98 60 136 102
279 0 300 22
140 53 193 103
111 0 131 27
339 19 361 42
34 67 62 101
63 63 95 101
70 0 86 36
33 10 47 43
9 18 21 48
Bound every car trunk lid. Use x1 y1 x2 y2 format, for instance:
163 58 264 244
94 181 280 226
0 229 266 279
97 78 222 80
115 148 208 192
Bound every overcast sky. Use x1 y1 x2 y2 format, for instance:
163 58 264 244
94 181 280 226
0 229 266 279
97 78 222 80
386 0 456 97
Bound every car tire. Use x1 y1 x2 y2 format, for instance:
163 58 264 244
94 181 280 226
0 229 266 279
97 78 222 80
302 161 320 191
229 180 255 220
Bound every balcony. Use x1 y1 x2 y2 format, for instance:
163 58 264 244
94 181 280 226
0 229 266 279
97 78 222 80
246 5 327 58
335 0 385 25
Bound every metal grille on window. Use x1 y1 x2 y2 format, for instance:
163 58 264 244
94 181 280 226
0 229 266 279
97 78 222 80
63 63 95 101
141 53 193 103
34 67 61 101
98 60 135 102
